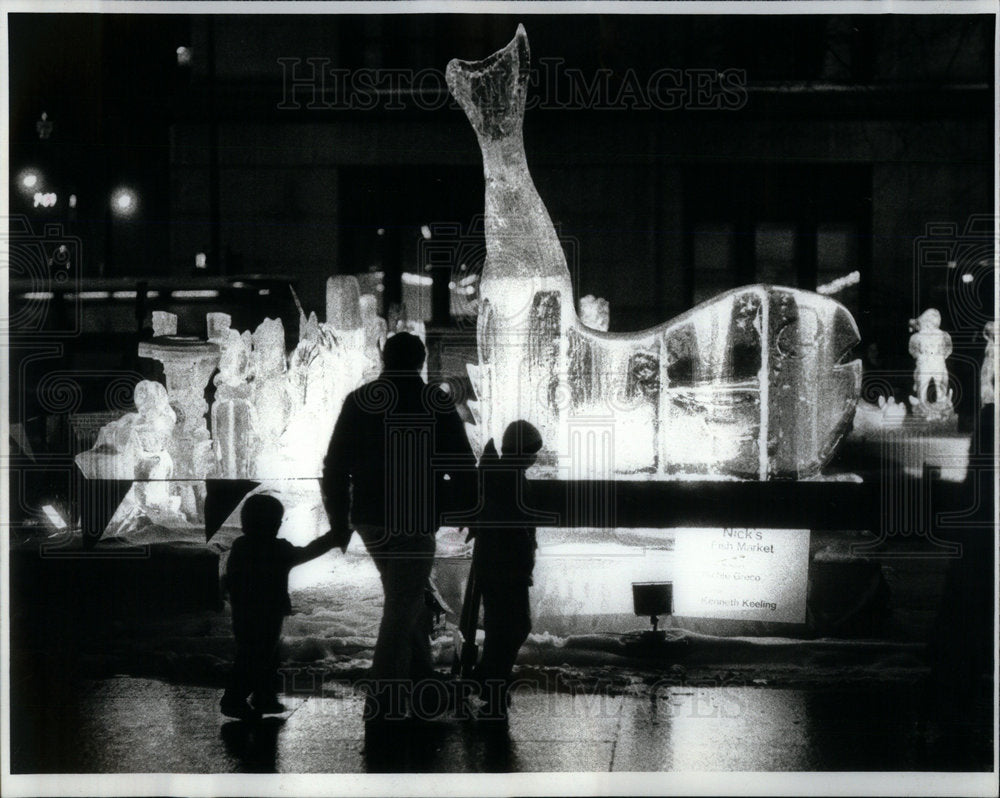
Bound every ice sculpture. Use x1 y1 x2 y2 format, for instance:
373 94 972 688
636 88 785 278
907 308 955 424
982 320 996 406
209 313 255 478
250 317 292 479
283 277 368 477
578 295 610 332
75 380 186 534
76 380 177 482
137 336 220 480
447 26 861 479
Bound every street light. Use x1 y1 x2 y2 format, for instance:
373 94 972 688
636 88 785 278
17 168 42 194
110 187 138 217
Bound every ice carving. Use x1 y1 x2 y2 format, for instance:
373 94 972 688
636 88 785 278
851 395 908 438
982 320 996 406
75 380 187 533
578 295 610 332
210 314 255 478
447 26 861 479
76 380 177 482
250 317 293 479
283 277 368 478
152 310 177 337
907 308 955 425
136 336 220 480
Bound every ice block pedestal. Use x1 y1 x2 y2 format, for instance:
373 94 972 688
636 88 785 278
138 338 221 479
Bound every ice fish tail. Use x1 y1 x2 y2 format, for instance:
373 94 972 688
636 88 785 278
446 24 571 286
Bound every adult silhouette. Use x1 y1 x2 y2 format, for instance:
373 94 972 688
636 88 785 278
322 332 475 720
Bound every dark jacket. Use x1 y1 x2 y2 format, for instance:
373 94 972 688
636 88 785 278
225 531 340 626
322 372 477 551
470 440 538 586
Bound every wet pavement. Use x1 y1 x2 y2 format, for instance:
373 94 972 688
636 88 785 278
9 675 993 773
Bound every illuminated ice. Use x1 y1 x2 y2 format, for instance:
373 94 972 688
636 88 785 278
76 380 177 483
578 295 610 332
447 26 861 480
249 317 293 479
152 310 177 337
283 277 368 478
851 394 907 438
209 314 254 478
983 320 997 406
907 308 955 425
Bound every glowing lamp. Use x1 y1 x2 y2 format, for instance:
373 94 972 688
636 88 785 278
111 187 138 217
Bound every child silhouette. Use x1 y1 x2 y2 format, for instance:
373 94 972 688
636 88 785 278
470 420 543 720
220 494 340 720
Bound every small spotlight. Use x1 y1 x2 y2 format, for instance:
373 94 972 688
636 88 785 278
176 46 192 66
377 228 386 236
420 224 432 240
111 187 138 217
195 252 207 269
23 173 38 188
68 194 77 208
961 273 974 284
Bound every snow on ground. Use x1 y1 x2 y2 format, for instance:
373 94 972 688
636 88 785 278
65 526 935 692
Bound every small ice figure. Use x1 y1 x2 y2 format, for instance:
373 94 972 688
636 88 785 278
211 317 255 478
76 380 177 488
908 308 954 419
152 311 177 337
982 320 997 406
578 295 610 331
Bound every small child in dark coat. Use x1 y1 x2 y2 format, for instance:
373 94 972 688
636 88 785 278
220 494 340 720
471 420 544 719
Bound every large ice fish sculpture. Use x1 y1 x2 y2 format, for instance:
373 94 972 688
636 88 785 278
447 26 861 479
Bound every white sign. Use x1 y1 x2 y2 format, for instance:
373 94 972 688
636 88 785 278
673 528 810 623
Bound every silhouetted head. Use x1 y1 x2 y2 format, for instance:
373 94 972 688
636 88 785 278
241 494 284 541
501 420 543 468
382 332 426 373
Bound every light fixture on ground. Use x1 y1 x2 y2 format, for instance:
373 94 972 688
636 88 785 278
632 581 672 640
